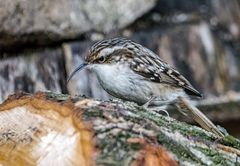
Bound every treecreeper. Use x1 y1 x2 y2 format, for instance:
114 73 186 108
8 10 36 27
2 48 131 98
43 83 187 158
67 38 224 137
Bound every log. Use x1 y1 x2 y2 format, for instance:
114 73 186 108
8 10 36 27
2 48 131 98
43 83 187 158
0 92 240 166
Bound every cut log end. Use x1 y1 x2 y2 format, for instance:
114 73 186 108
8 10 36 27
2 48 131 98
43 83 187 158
0 92 94 166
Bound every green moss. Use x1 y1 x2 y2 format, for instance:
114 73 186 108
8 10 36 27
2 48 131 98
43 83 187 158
82 107 105 120
197 147 231 165
96 131 142 166
220 135 240 149
45 92 72 101
157 133 203 164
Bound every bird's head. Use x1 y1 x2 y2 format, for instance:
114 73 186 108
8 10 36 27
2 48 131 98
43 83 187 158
67 38 137 82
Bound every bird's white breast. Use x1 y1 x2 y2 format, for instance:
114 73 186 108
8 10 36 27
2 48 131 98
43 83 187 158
88 64 147 103
88 63 185 105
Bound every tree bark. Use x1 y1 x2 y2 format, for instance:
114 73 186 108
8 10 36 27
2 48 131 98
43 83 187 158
0 92 239 166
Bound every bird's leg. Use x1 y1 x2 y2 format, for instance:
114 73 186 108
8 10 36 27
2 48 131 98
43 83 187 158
149 106 170 117
142 96 170 117
142 96 157 108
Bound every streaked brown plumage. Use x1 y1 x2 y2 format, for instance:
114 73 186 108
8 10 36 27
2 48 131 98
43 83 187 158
68 38 201 106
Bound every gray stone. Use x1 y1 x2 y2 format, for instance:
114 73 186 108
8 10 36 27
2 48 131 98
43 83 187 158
0 0 156 48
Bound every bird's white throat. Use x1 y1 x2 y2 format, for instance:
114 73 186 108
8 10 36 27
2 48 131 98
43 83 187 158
87 63 135 87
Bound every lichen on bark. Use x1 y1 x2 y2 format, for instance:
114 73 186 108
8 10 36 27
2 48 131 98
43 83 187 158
0 92 239 166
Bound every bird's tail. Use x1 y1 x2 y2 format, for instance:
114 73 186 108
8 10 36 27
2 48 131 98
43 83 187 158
176 96 224 137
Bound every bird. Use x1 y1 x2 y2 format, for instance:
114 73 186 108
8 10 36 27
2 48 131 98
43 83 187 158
66 39 227 138
67 38 202 108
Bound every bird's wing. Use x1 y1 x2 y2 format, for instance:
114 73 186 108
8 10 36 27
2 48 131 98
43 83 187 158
130 54 202 97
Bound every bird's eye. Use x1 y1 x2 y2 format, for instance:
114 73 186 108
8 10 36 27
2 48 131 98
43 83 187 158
98 56 105 63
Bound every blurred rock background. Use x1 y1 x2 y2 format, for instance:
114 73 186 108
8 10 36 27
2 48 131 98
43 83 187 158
0 0 240 136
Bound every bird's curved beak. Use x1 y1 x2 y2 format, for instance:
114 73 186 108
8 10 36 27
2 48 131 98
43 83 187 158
67 62 88 83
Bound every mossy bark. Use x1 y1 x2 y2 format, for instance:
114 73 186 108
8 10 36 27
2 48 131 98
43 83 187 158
0 92 239 166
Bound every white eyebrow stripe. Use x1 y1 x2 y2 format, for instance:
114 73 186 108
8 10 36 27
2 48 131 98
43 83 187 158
98 46 125 58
